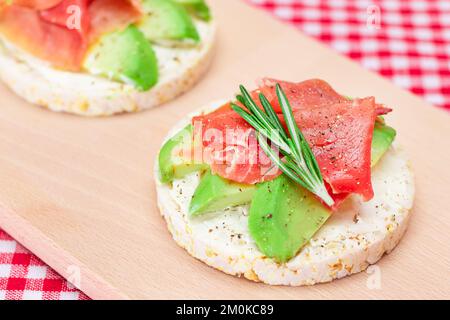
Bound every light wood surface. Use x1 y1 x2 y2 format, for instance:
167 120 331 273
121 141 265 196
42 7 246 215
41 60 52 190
0 0 449 300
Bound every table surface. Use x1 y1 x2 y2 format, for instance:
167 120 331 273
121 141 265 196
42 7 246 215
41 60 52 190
0 0 449 300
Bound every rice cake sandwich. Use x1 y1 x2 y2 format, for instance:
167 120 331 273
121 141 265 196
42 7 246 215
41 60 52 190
155 78 414 286
0 0 215 116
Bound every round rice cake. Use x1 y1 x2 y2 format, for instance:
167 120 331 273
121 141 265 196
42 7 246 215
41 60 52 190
154 105 415 286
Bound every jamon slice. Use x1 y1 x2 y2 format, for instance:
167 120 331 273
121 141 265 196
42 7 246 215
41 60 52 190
192 107 280 185
292 97 378 200
258 78 391 116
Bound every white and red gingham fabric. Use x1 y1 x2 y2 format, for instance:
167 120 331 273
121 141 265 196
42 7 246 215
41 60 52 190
248 0 450 110
0 0 449 300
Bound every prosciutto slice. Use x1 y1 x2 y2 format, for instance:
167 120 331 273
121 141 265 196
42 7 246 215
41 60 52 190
193 79 390 207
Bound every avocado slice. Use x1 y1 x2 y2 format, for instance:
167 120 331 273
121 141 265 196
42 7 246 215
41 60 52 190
189 170 255 216
249 174 330 263
138 0 200 43
372 123 396 166
158 124 207 184
83 25 158 91
174 0 211 21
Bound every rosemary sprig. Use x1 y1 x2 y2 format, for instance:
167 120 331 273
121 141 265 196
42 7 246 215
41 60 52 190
231 84 335 207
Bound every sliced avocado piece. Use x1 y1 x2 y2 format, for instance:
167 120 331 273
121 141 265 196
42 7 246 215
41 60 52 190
372 123 396 166
249 175 331 263
174 0 211 21
158 124 207 184
83 25 158 91
138 0 200 43
189 170 255 216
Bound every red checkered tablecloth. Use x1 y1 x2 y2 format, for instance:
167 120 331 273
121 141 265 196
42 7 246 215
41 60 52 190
0 0 449 300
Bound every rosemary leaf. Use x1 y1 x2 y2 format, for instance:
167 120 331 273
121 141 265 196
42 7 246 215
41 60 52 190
240 86 276 133
257 135 309 190
231 103 265 130
276 85 304 159
233 83 335 207
258 93 286 138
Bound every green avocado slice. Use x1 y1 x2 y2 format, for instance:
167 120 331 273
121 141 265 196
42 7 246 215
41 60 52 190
189 170 255 216
371 122 396 166
83 25 158 91
158 124 207 184
174 0 211 21
138 0 200 43
249 174 330 263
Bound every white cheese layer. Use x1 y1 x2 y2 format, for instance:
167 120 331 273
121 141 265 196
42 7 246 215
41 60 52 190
155 108 415 286
0 20 215 116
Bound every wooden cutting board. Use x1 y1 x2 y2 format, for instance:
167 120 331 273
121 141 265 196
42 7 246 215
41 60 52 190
0 0 449 300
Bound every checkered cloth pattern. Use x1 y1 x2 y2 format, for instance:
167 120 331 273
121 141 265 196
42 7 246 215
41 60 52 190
248 0 450 111
1 0 449 300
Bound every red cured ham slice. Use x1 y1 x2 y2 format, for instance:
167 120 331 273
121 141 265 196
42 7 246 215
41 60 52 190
40 0 90 35
292 97 377 200
193 79 388 207
0 5 86 70
258 78 391 116
258 78 344 113
88 0 141 42
7 0 63 10
0 0 141 70
192 106 280 185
